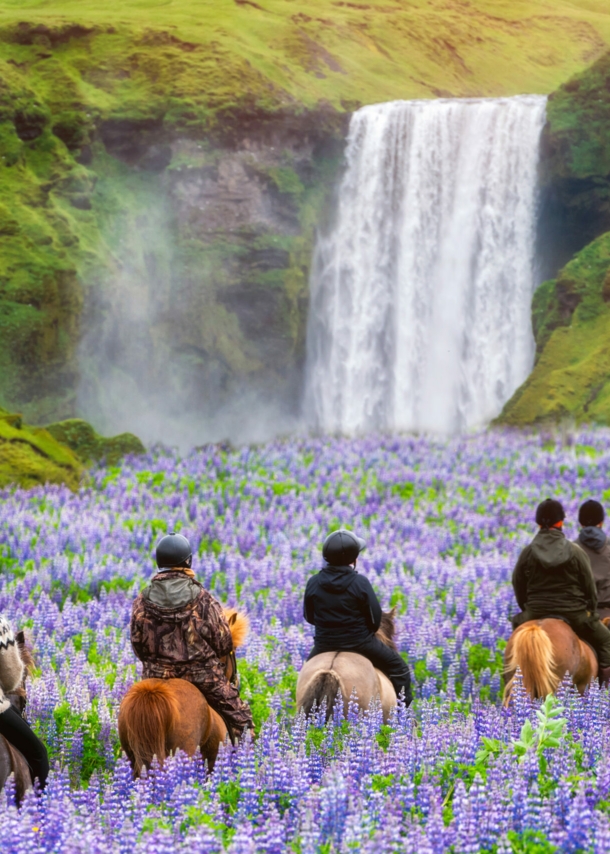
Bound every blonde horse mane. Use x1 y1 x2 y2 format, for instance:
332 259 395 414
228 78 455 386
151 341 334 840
223 609 249 649
503 623 560 704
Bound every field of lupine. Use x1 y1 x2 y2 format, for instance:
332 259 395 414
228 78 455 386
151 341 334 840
3 429 610 852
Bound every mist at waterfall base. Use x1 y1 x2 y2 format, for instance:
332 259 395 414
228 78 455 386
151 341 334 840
76 189 300 451
305 95 548 436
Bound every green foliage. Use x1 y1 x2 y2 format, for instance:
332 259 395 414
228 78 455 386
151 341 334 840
238 660 297 730
51 701 115 781
512 696 567 761
467 642 504 679
375 725 394 751
391 482 415 501
507 829 559 853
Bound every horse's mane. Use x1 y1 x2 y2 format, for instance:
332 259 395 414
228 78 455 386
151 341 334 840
376 608 397 651
15 632 34 675
223 609 249 649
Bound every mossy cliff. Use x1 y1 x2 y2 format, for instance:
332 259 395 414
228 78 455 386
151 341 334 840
539 50 610 263
499 233 610 425
1 3 610 429
0 408 144 490
499 52 610 427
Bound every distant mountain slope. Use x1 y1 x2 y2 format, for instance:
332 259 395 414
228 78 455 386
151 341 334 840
0 0 609 112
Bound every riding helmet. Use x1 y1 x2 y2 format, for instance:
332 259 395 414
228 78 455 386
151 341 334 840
322 529 366 566
579 499 605 527
535 499 565 529
155 532 192 569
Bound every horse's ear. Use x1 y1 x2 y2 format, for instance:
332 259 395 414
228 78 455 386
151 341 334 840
15 630 25 646
227 612 237 627
388 606 397 619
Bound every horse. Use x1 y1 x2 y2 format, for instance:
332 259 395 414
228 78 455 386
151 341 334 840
296 610 398 723
118 609 248 775
503 619 597 703
0 631 35 803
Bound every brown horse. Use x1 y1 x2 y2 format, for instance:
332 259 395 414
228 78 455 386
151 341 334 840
0 631 35 802
503 619 597 703
118 609 248 775
296 610 398 723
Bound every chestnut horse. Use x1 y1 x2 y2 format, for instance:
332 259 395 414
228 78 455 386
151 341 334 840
0 632 35 802
296 610 398 723
118 610 248 775
503 619 597 703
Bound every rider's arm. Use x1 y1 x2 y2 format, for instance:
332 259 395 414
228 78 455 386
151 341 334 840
511 547 530 610
574 545 597 612
303 578 316 625
129 598 147 663
0 615 24 696
205 597 234 658
358 577 382 632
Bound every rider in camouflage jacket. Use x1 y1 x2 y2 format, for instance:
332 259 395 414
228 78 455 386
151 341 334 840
130 533 253 737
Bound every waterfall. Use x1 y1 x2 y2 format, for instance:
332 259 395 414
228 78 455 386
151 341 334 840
304 95 547 435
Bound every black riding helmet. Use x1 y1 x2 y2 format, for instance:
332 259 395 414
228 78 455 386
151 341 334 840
579 499 605 527
155 532 192 569
535 499 565 529
322 529 366 567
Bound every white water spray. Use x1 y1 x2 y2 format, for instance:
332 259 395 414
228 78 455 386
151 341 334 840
304 95 547 434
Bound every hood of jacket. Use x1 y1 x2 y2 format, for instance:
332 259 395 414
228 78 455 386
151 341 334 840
318 563 358 593
578 526 607 552
143 571 200 613
530 528 573 569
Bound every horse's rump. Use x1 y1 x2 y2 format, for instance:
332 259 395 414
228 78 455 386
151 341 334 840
296 652 395 722
504 619 597 702
119 678 227 774
118 678 182 773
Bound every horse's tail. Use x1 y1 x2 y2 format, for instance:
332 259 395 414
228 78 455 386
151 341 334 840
300 670 342 721
503 623 560 704
119 681 180 774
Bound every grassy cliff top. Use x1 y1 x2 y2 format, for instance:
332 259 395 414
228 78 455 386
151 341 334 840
0 0 609 119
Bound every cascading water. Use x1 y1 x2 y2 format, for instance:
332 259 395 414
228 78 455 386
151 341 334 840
304 95 547 435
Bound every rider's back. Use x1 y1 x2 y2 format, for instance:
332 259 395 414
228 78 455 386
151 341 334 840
513 529 594 613
131 571 233 674
304 564 381 647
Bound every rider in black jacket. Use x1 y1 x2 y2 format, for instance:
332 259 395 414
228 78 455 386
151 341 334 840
304 530 412 705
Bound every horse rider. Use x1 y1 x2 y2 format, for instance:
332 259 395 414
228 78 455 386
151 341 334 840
0 614 49 796
574 500 610 620
303 529 412 705
130 532 254 741
512 499 610 685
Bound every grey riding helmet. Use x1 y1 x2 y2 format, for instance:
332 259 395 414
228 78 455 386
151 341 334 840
155 532 192 569
322 529 366 566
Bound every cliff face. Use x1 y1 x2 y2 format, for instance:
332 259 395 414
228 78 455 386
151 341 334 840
0 18 347 429
499 52 610 427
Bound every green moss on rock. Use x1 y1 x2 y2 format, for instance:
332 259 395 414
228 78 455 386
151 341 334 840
0 407 82 489
44 418 145 465
499 232 610 426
